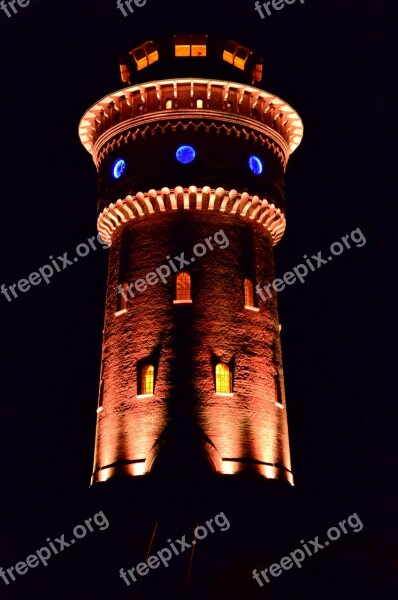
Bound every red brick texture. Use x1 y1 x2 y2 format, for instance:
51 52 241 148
92 209 293 484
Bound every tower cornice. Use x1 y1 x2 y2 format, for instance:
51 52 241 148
79 78 303 169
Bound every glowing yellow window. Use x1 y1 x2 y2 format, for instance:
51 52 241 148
244 279 254 307
141 365 154 395
215 363 232 394
175 272 191 302
196 98 204 109
166 98 173 109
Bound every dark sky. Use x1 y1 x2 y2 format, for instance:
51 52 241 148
0 0 396 597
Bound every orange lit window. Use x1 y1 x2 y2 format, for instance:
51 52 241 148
234 47 250 70
223 40 238 65
132 47 148 71
174 35 207 57
244 279 254 307
141 365 154 395
223 40 251 70
215 363 232 394
119 64 131 84
196 98 204 109
142 41 159 66
165 98 173 109
175 272 191 302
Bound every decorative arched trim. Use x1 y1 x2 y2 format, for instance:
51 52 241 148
97 187 286 247
94 113 288 169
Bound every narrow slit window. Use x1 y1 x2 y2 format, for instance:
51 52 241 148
141 365 154 395
244 279 254 308
175 272 191 302
215 363 232 394
275 372 283 406
97 378 104 412
116 282 129 314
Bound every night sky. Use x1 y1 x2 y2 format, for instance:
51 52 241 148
0 0 396 598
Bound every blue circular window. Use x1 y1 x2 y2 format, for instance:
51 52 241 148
176 145 196 164
248 155 263 175
112 159 126 179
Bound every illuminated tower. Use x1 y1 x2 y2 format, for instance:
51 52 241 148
78 36 303 487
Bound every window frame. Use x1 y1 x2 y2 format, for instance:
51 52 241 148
138 364 155 397
244 278 259 312
173 271 193 304
215 363 233 396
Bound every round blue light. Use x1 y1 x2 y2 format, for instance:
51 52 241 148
249 155 263 175
112 159 126 179
176 145 196 164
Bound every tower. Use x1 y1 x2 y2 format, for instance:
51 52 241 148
78 36 303 488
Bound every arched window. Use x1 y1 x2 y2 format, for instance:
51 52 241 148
141 365 154 395
244 279 254 308
166 98 173 109
137 103 145 115
175 272 191 302
215 363 232 394
196 98 204 109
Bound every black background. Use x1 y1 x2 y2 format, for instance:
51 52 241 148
0 0 396 598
